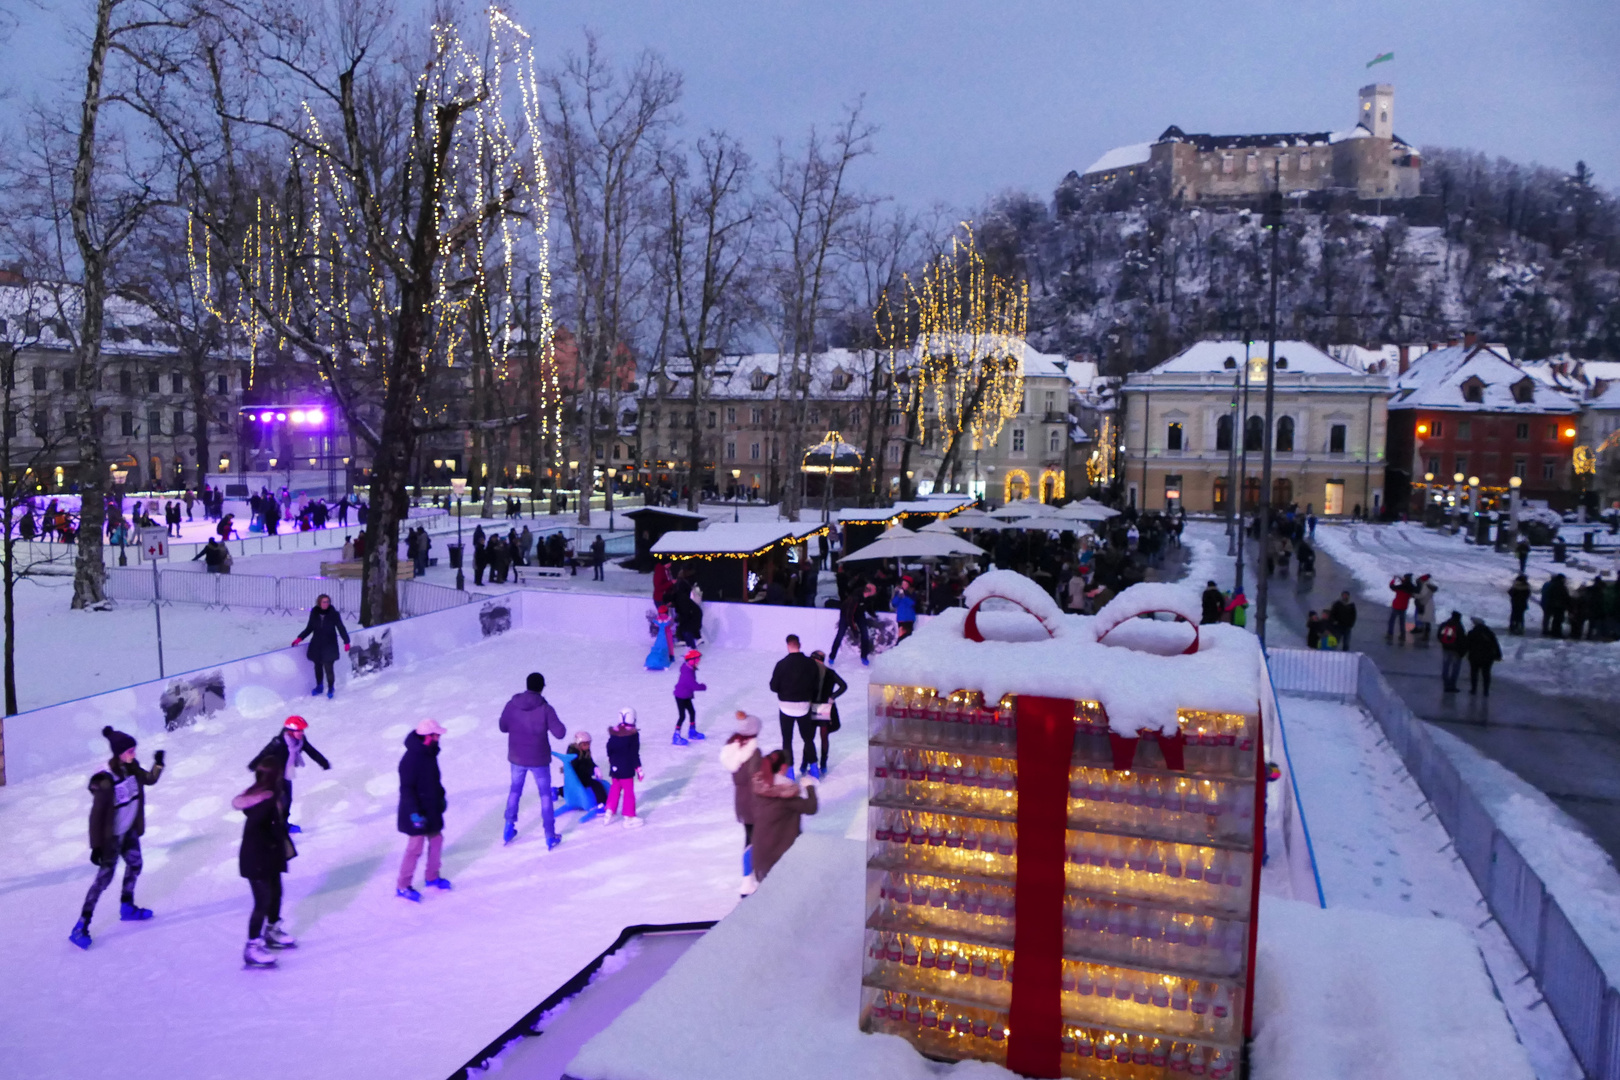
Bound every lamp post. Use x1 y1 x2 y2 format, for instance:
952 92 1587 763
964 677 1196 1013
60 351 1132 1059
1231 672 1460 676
606 467 617 532
112 468 129 565
450 477 467 590
1451 472 1465 534
1507 475 1523 548
1467 476 1481 543
1254 178 1283 646
730 469 741 522
567 460 579 515
1225 354 1240 553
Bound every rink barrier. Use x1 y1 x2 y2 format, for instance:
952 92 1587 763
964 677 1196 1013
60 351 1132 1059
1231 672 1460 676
1257 647 1328 908
1353 654 1620 1080
447 920 716 1080
1262 646 1359 700
99 568 468 621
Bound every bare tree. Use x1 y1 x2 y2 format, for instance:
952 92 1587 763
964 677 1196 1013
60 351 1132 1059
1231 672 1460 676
656 131 756 510
541 34 680 524
842 204 922 504
761 103 873 518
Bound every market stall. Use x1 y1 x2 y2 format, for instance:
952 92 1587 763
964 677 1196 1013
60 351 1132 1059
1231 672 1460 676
836 506 903 553
650 521 826 602
624 506 705 571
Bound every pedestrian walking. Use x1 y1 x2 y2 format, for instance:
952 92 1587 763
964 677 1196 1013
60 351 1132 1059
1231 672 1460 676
1411 575 1438 646
1326 591 1356 651
1507 574 1531 635
1386 574 1417 642
1437 611 1467 693
603 708 644 828
672 649 708 745
1515 537 1530 574
750 750 818 882
70 727 166 949
807 649 848 779
720 712 763 896
234 757 297 969
251 716 331 834
591 533 606 581
1466 617 1502 696
828 584 873 665
291 594 351 699
1541 573 1570 638
1200 580 1224 625
396 719 452 901
499 672 566 849
473 524 487 586
769 634 821 780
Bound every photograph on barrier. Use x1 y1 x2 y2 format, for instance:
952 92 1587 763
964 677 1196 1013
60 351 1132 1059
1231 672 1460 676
350 629 394 678
159 670 226 731
479 599 512 637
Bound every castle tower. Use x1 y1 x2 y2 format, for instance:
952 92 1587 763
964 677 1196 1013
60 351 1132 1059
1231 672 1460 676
1358 83 1394 139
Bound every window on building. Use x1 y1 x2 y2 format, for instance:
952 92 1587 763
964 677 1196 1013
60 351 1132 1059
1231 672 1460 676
1164 475 1183 508
888 409 902 427
62 370 76 392
749 442 760 461
1516 422 1529 440
1454 454 1468 476
217 374 229 394
121 412 134 436
1300 153 1311 170
1048 428 1061 453
1542 460 1556 481
1221 154 1234 174
1430 419 1443 437
1457 420 1471 440
119 370 132 394
1275 416 1294 452
612 444 622 460
1244 415 1264 451
807 407 820 425
887 442 901 463
726 407 736 424
1166 422 1183 451
63 410 76 433
171 373 183 393
749 370 768 391
1 411 13 439
1329 423 1347 453
725 441 736 460
1461 377 1484 404
1012 428 1026 453
147 409 160 435
31 368 46 392
147 372 160 393
1513 457 1528 479
707 410 716 429
750 407 762 425
173 410 185 433
1324 480 1345 516
1245 153 1258 173
1546 424 1559 441
31 414 46 439
1215 413 1233 451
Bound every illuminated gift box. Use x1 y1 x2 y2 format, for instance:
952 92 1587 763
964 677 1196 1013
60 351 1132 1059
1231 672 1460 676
860 572 1264 1079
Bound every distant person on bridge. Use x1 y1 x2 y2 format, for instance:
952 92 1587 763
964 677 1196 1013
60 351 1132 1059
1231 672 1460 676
1329 591 1358 651
1386 574 1417 643
1437 611 1467 693
1506 574 1532 635
1466 617 1503 696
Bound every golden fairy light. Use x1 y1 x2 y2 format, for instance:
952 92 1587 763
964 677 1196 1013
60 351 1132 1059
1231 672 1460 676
186 9 557 445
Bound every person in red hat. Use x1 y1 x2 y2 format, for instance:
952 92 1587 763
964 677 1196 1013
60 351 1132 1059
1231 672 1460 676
671 649 707 745
250 716 330 834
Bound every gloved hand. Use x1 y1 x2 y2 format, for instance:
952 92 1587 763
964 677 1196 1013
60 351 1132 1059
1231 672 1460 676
291 639 301 648
153 749 166 766
801 773 819 789
90 845 105 866
410 813 425 830
343 642 351 652
635 768 644 781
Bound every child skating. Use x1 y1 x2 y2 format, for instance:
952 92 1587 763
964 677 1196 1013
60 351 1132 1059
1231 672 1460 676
672 649 707 745
71 727 165 949
604 708 645 828
645 605 675 670
234 758 297 968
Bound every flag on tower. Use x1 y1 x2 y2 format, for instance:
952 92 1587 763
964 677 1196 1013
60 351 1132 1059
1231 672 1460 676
1366 51 1394 68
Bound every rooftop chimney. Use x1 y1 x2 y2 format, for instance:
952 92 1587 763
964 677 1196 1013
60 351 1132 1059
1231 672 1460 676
1398 344 1410 375
1463 331 1478 349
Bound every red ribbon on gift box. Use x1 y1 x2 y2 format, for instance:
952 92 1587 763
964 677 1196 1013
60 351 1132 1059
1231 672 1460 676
1107 728 1187 772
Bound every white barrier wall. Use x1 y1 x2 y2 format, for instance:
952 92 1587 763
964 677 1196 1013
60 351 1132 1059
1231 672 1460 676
2 590 525 784
518 591 847 655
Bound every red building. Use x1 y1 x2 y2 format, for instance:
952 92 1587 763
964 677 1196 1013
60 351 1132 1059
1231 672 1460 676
1385 344 1580 516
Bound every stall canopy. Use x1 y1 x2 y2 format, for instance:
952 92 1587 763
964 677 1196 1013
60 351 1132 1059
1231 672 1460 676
990 498 1055 520
1051 501 1120 523
839 524 984 563
651 521 824 560
939 508 1004 529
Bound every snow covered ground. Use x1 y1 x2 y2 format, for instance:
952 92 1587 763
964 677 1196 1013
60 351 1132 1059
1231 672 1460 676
0 625 872 1080
1311 521 1620 702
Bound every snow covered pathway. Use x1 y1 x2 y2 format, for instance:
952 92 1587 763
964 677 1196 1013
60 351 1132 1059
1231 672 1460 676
0 628 870 1080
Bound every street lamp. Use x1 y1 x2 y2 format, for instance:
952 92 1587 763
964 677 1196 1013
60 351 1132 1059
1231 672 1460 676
450 477 467 590
567 460 579 515
112 468 130 565
1451 472 1465 534
730 469 741 521
1468 476 1481 543
1507 475 1523 548
606 467 617 531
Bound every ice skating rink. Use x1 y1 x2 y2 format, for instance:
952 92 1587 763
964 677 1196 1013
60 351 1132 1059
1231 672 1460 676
0 624 871 1080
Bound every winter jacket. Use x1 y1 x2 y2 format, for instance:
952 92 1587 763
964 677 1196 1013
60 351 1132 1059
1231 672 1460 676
1507 580 1532 611
769 652 821 708
1389 578 1416 611
1200 586 1225 625
1413 581 1438 620
1541 578 1570 612
1329 599 1358 630
233 788 295 879
606 726 642 780
567 744 599 785
87 755 164 854
251 731 331 780
1436 617 1467 654
294 605 351 663
750 770 817 881
498 691 566 767
673 662 707 700
893 593 917 624
397 732 447 836
1465 624 1503 666
720 737 762 825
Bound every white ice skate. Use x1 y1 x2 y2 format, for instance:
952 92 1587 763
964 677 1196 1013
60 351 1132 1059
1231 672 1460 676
623 816 645 828
244 938 278 969
601 812 617 827
264 921 298 949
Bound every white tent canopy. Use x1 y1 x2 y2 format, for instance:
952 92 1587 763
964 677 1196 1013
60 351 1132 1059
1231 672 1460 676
839 525 984 563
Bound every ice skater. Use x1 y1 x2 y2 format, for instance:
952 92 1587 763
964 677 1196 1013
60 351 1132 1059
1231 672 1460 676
71 727 166 949
645 604 675 670
291 593 351 698
672 649 707 745
234 757 297 968
565 731 610 815
500 672 566 849
769 634 820 780
749 750 818 882
603 708 644 828
397 719 452 901
720 712 763 896
251 716 330 834
806 649 848 779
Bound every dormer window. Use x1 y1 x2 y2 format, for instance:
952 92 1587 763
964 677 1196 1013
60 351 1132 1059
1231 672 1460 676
1511 376 1535 404
749 369 769 392
1461 375 1485 404
831 368 851 391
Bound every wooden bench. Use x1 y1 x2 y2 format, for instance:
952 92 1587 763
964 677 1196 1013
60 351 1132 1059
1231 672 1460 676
319 560 416 580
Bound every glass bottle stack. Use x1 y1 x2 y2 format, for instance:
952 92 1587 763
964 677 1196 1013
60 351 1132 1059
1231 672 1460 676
861 684 1260 1079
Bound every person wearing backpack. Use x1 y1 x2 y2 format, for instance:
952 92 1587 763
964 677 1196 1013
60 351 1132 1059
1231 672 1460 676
1465 617 1503 696
1436 611 1467 693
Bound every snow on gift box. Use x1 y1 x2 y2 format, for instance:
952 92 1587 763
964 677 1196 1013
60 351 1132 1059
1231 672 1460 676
862 573 1264 1079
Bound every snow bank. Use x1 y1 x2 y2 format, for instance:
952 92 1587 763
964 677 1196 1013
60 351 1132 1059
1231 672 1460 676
1251 897 1535 1080
872 579 1262 736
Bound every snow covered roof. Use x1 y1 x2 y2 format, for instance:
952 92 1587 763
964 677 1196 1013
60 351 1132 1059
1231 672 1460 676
623 506 706 521
1080 142 1153 177
651 521 825 558
1390 345 1578 414
891 496 972 516
834 506 900 524
871 573 1263 737
1145 340 1355 376
0 282 194 357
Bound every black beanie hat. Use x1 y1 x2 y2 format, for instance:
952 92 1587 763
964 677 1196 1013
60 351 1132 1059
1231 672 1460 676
526 672 545 693
103 726 136 756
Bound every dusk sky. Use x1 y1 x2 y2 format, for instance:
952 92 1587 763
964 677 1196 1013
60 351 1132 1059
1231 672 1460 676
4 0 1616 208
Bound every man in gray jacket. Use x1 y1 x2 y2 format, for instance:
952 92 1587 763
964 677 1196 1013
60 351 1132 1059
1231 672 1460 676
500 672 567 849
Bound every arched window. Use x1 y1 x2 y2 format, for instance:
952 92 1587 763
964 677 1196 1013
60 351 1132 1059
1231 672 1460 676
1244 415 1265 451
1276 416 1295 452
1216 414 1233 451
1166 422 1183 451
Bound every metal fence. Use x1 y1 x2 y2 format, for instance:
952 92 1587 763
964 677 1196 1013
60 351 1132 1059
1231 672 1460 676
102 567 468 621
1263 646 1360 699
1353 655 1620 1079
